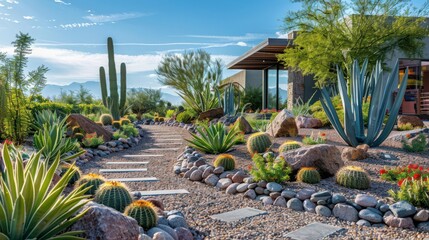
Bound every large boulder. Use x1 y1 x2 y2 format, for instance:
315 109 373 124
266 109 298 137
281 144 344 178
67 114 113 141
397 115 424 128
69 201 140 240
233 116 253 134
198 108 224 121
341 144 369 161
296 116 323 129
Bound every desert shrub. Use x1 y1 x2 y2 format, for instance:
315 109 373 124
142 113 154 120
302 132 327 145
389 178 429 208
166 109 175 118
380 164 429 183
176 110 194 124
31 102 73 116
402 133 427 152
186 122 240 154
78 103 108 115
250 154 291 183
82 133 105 148
0 146 89 239
113 131 128 140
397 122 415 131
126 114 138 122
33 117 83 165
120 124 139 137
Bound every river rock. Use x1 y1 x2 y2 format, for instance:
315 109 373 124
244 189 256 200
174 227 193 240
236 183 249 193
262 196 274 206
383 213 415 229
296 188 316 200
189 170 203 181
356 219 371 227
414 210 429 222
355 194 377 208
281 190 296 199
303 199 316 213
273 196 287 207
287 198 303 211
333 203 359 222
216 178 232 190
315 205 332 217
310 191 332 202
332 194 346 204
390 201 416 218
167 215 188 229
225 183 240 195
204 174 219 186
359 209 383 223
266 182 283 192
232 171 246 183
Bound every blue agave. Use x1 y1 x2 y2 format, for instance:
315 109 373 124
320 59 408 147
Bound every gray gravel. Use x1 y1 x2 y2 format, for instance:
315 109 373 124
80 125 429 240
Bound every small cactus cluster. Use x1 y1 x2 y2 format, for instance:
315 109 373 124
278 141 301 153
336 166 370 190
60 164 81 185
213 154 236 171
154 117 165 122
74 133 84 142
112 121 121 129
296 167 320 184
120 118 131 126
100 114 114 126
94 181 133 212
124 200 158 230
247 132 272 155
76 173 106 195
72 126 84 134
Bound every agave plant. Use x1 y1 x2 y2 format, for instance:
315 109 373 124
33 117 84 165
320 59 408 147
0 145 90 239
186 122 241 154
33 110 62 131
216 82 243 116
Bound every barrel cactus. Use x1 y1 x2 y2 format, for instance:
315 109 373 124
336 166 370 190
72 126 84 134
95 121 103 126
120 118 131 126
112 121 121 129
100 114 113 126
76 173 106 195
60 164 81 185
94 181 133 212
213 154 236 171
74 133 84 142
278 141 301 153
296 167 320 184
124 200 158 230
247 132 272 155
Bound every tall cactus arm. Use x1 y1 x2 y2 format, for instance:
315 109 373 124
119 62 127 111
107 37 120 120
99 66 108 108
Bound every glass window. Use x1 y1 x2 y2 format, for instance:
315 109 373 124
267 69 277 109
278 70 288 109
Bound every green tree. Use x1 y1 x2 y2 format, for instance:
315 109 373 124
127 88 170 116
156 50 222 114
278 0 429 86
76 85 94 104
0 33 48 143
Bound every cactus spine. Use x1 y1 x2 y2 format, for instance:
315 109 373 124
99 37 127 120
296 167 320 184
336 166 370 190
60 164 81 185
94 181 132 212
279 141 301 153
124 200 158 230
214 154 236 171
247 132 272 155
76 173 106 195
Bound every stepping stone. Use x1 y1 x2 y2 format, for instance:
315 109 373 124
155 139 182 142
143 148 180 151
380 153 399 160
153 143 182 146
109 177 158 182
285 222 344 240
133 189 189 196
210 207 267 223
107 162 148 165
99 168 147 173
123 154 164 158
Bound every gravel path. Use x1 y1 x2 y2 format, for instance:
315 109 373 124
80 125 429 240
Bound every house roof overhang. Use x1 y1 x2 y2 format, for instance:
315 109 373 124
227 38 293 70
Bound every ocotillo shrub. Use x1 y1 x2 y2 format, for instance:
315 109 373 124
124 200 158 230
336 166 370 190
94 181 132 212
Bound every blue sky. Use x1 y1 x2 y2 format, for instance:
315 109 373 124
0 0 427 95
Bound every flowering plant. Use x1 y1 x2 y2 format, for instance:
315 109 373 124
302 131 327 145
389 178 429 208
380 164 429 185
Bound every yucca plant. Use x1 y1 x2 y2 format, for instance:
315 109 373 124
33 110 62 131
0 145 90 239
33 117 84 165
320 59 408 147
186 122 240 154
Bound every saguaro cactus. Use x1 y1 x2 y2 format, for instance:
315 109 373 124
99 37 127 120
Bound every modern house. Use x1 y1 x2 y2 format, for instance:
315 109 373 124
227 32 429 116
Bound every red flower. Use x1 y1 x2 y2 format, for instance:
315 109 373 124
408 164 419 170
3 139 13 145
379 169 387 175
247 165 253 171
398 179 405 187
419 166 424 171
413 173 421 180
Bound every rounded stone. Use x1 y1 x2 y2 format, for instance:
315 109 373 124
414 209 429 222
270 192 281 200
189 170 203 181
359 209 383 223
287 198 304 211
174 227 193 240
236 183 249 193
167 215 188 229
216 178 232 190
310 191 332 203
225 183 240 195
157 224 178 240
244 189 256 200
232 171 246 183
255 187 265 195
213 166 224 174
248 183 257 189
315 205 332 217
202 167 214 179
296 188 316 200
332 194 346 204
273 196 287 207
303 199 316 213
257 180 268 188
204 174 219 186
356 219 371 227
355 194 377 208
379 204 390 213
281 190 296 199
390 201 417 218
266 182 283 192
333 203 359 222
262 196 274 206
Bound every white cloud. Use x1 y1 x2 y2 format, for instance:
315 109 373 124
60 22 99 29
236 41 247 47
54 0 71 5
0 3 4 7
84 12 148 23
23 16 34 20
275 31 288 38
185 33 266 42
147 73 157 78
5 0 19 4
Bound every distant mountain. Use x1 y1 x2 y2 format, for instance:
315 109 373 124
41 81 183 105
268 87 288 103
